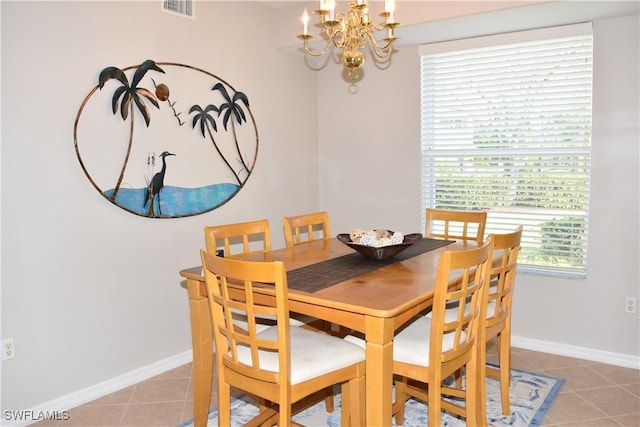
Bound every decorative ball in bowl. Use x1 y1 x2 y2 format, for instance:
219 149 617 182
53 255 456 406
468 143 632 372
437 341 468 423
337 231 423 261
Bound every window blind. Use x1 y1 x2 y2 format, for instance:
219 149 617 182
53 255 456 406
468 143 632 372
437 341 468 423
420 23 593 278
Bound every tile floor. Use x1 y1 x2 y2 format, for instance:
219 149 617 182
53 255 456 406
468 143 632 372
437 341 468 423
32 341 639 427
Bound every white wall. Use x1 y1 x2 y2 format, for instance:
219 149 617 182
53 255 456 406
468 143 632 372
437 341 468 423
314 1 640 362
0 0 319 413
1 0 638 416
512 12 639 358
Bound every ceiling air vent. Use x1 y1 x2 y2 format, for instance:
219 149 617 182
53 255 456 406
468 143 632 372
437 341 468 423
161 0 194 19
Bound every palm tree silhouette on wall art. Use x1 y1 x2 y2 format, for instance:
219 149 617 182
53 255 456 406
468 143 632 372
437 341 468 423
188 103 242 186
212 82 251 178
97 59 165 202
73 60 259 218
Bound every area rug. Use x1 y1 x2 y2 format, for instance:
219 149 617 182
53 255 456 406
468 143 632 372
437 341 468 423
178 364 565 427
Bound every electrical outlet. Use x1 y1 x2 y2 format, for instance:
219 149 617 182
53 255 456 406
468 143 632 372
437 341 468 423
625 297 637 314
2 338 15 360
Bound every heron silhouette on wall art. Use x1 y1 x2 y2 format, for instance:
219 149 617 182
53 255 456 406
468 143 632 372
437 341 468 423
143 151 175 217
74 60 259 218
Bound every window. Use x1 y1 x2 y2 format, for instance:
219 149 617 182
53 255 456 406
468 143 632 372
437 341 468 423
420 23 593 278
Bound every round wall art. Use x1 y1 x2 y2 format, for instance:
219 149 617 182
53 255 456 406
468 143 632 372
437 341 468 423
73 59 259 218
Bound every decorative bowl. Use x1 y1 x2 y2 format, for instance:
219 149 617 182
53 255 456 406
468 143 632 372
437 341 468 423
337 232 423 260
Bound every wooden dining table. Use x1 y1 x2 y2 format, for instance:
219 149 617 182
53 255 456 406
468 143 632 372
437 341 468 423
179 237 475 427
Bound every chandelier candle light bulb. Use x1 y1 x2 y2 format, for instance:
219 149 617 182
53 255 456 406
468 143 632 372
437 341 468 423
301 8 309 35
385 0 395 23
298 0 399 82
325 0 336 21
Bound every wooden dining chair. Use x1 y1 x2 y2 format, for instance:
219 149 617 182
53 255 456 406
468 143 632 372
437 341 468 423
390 239 491 426
438 226 523 423
477 225 523 422
282 211 331 248
425 208 488 243
205 219 271 256
205 219 337 412
200 250 366 426
205 219 279 332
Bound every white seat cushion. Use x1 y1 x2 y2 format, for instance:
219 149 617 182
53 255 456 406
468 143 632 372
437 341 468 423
426 303 471 323
234 326 365 384
395 317 465 367
345 316 463 368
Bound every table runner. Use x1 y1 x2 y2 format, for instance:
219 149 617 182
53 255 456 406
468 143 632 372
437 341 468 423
287 238 455 292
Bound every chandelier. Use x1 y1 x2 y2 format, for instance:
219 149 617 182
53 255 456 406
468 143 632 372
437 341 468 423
298 0 399 81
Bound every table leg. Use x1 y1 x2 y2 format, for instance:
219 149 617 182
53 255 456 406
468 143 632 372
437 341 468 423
186 278 213 427
365 316 395 427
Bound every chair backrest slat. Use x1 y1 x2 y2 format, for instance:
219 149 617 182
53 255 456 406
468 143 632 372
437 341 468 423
282 211 331 247
205 219 272 256
425 208 487 243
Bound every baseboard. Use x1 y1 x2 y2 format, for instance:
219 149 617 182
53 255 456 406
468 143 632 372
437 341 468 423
5 350 193 427
512 335 640 369
9 336 638 427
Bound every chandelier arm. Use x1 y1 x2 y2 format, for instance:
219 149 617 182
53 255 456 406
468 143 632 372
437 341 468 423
332 28 347 49
300 35 337 57
365 31 395 59
367 22 388 32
